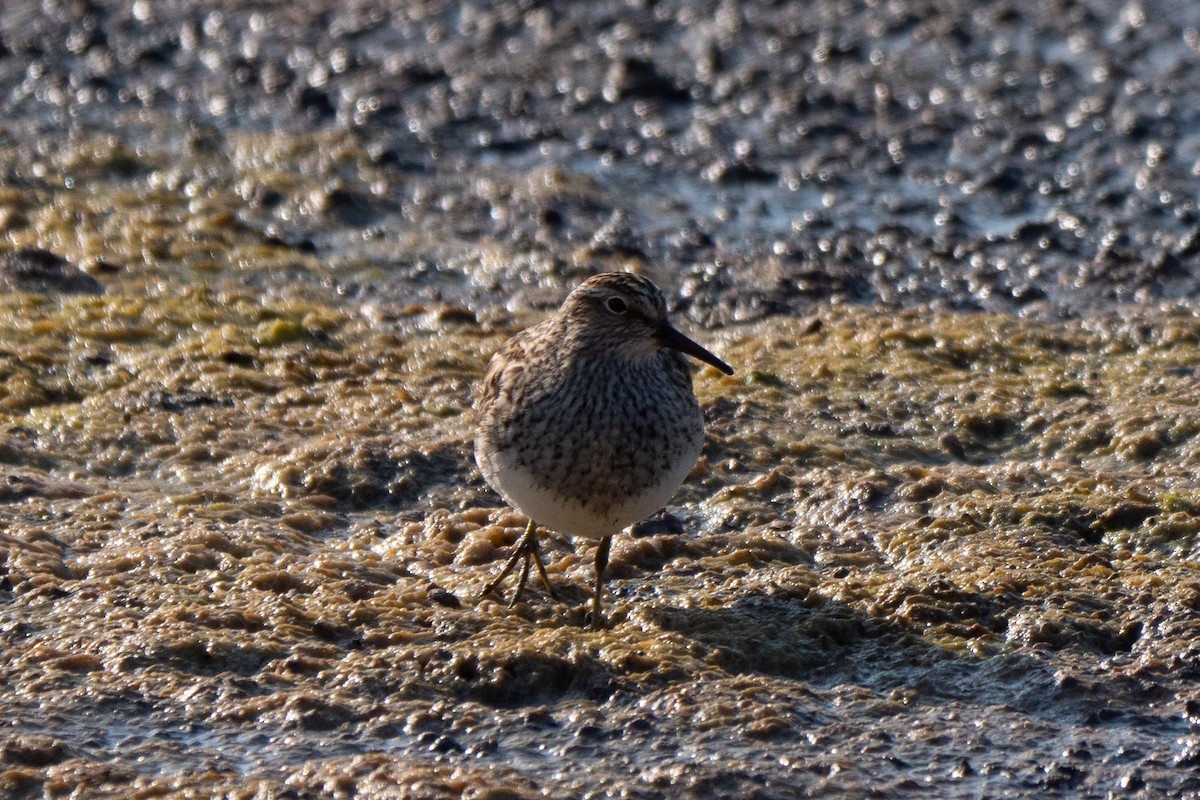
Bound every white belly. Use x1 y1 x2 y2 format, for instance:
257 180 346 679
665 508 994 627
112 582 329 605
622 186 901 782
479 436 701 540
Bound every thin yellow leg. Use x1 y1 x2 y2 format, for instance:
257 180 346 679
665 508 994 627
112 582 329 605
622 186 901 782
591 536 612 630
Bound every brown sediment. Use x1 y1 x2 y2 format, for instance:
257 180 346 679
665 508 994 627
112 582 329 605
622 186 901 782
3 262 1200 795
2 0 1200 791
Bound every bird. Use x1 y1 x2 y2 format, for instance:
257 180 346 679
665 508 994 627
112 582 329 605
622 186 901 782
474 272 733 628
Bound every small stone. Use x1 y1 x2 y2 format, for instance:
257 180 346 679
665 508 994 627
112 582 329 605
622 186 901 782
0 248 103 294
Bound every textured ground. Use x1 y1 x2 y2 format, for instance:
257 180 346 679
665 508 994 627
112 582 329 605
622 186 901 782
2 1 1200 798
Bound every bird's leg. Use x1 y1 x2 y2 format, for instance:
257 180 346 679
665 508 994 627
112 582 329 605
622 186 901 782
511 554 533 608
481 518 559 605
515 519 558 601
526 526 558 600
590 535 612 630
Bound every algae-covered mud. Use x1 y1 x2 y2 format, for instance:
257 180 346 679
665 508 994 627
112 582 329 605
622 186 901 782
7 291 1200 798
4 0 1200 798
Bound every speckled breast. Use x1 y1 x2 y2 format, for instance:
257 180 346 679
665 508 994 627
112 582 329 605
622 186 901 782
476 352 704 538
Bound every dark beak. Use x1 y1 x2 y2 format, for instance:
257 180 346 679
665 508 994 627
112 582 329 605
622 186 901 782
657 322 734 375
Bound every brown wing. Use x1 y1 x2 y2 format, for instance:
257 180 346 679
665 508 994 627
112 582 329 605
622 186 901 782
477 332 530 414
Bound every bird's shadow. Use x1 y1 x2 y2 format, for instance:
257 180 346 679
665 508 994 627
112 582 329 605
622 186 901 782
638 586 1170 733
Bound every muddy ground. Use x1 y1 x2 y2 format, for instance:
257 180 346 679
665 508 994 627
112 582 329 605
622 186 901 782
2 1 1200 798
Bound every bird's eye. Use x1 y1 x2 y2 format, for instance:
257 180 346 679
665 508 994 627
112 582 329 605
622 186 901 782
605 297 628 314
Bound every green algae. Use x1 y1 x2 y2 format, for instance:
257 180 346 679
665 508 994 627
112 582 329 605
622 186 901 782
3 280 1200 665
3 132 1200 799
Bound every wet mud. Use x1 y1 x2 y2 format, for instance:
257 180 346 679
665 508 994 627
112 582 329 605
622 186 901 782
2 0 1200 798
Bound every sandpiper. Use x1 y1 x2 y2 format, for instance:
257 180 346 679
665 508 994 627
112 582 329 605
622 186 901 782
474 272 733 628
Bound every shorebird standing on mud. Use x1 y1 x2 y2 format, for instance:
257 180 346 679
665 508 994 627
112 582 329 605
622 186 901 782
474 272 733 628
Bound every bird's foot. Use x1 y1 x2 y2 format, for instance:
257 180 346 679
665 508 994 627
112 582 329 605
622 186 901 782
480 519 559 606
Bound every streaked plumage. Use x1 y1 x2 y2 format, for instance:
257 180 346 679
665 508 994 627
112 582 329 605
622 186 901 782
474 272 733 627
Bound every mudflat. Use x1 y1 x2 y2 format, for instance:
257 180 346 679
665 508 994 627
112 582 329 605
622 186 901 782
2 1 1200 797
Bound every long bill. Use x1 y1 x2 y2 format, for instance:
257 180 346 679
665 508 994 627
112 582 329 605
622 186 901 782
656 322 734 375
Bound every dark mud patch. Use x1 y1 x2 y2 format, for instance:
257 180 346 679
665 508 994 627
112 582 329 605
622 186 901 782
1 2 1200 320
